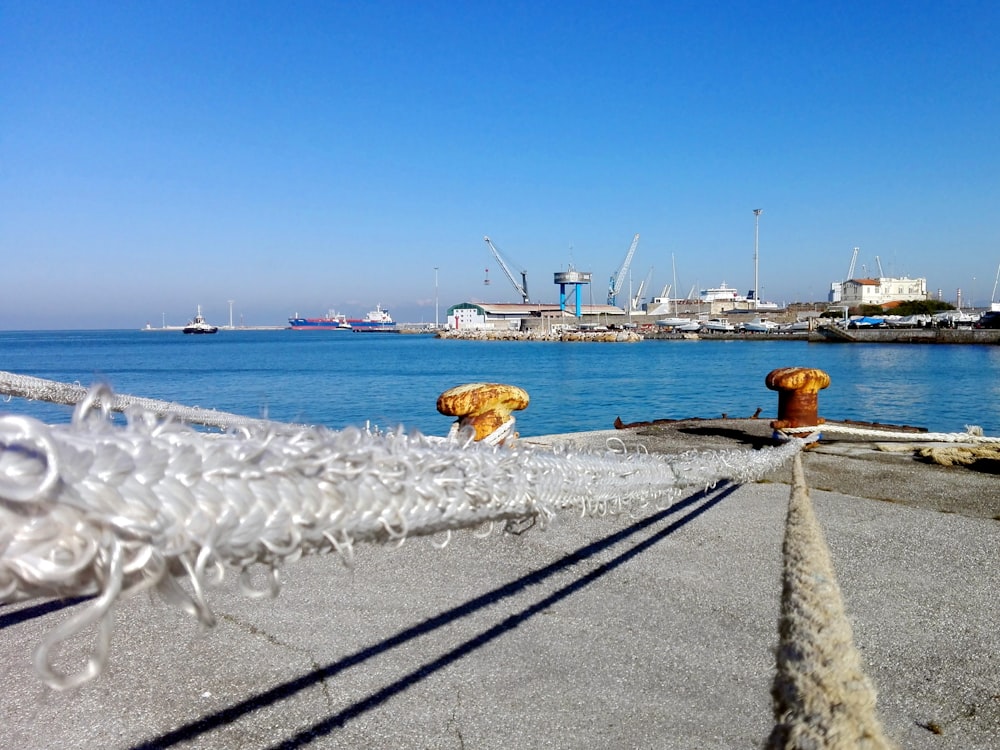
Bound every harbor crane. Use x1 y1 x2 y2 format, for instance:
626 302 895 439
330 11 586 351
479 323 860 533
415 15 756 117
632 266 654 311
608 233 640 306
483 236 529 303
846 247 859 280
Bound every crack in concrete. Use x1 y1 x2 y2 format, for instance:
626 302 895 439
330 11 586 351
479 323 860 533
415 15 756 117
216 611 334 710
446 689 467 750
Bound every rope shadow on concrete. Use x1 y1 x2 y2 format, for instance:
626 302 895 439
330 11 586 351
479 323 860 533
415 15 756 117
0 596 93 631
131 482 739 750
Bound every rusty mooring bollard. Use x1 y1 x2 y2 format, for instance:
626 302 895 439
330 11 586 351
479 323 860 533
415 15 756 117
437 383 530 444
765 367 831 429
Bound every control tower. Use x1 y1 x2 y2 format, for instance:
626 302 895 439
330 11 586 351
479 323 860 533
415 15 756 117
554 269 593 318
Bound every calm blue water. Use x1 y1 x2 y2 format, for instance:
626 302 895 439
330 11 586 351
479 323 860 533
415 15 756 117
2 330 1000 437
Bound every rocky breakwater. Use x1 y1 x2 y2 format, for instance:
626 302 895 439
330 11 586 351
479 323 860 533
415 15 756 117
436 328 643 342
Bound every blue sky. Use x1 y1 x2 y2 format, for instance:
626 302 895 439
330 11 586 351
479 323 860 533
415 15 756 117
2 1 998 329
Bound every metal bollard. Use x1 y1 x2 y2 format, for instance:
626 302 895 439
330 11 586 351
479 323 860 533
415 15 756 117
765 367 831 429
437 383 530 444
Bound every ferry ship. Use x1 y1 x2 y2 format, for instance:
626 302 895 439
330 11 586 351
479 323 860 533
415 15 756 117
288 311 352 330
699 283 779 310
347 304 397 332
699 282 743 303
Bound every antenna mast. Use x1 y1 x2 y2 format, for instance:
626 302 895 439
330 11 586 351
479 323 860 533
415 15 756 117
752 209 762 310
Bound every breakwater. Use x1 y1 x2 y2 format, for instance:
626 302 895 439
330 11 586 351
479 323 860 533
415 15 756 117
642 330 810 341
436 328 643 342
812 325 1000 344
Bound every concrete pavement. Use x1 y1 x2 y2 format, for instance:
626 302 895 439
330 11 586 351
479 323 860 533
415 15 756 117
1 419 997 749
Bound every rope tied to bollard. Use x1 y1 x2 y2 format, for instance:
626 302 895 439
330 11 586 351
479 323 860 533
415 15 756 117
0 380 807 690
767 453 896 749
777 422 1000 443
5 366 983 747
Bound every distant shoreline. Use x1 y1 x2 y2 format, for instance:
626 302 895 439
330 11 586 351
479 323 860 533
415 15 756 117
140 325 288 332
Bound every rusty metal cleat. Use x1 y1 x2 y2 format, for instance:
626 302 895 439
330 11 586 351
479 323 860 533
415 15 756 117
436 383 530 445
765 367 831 431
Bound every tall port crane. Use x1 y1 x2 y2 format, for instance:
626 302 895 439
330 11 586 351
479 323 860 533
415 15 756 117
631 266 654 311
846 247 859 280
608 233 640 306
483 236 529 303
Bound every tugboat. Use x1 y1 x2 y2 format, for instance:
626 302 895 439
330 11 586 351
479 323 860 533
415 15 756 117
182 305 219 334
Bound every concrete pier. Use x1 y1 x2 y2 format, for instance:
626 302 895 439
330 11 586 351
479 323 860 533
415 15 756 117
1 419 997 749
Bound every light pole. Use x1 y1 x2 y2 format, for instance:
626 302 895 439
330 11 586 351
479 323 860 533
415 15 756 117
752 209 762 310
228 300 234 329
434 267 439 328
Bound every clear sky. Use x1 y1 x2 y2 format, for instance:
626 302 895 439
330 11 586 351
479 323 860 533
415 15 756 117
2 1 998 329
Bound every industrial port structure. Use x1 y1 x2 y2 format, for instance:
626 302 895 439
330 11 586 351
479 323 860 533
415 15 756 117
461 232 786 332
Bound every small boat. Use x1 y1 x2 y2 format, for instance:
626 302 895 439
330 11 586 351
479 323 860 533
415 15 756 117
699 318 736 332
933 311 976 327
348 304 398 332
886 314 931 328
288 311 352 330
847 316 887 329
654 317 694 328
182 306 218 335
778 320 811 333
740 317 779 333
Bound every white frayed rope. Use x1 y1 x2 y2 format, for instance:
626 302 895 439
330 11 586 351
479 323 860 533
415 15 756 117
779 422 1000 443
0 370 275 431
1 382 806 689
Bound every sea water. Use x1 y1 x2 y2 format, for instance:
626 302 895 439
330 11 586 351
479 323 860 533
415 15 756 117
2 329 1000 437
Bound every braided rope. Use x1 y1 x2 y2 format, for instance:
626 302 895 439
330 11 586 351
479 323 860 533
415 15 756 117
1 383 806 689
0 370 276 431
0 372 905 746
766 454 895 749
779 422 999 443
916 443 1000 467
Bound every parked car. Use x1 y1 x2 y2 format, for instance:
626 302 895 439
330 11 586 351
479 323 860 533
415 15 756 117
974 311 1000 329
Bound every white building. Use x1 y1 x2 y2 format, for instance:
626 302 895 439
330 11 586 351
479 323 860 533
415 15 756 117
839 277 928 306
445 302 624 331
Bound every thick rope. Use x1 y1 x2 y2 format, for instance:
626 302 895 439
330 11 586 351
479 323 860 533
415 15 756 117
0 372 908 748
766 454 895 749
779 422 1000 443
1 383 805 690
916 443 1000 467
0 370 275 431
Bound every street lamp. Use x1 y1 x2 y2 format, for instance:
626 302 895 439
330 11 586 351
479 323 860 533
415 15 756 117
228 300 234 329
434 267 439 328
752 209 762 310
